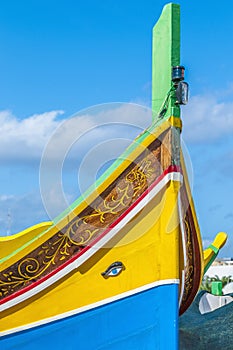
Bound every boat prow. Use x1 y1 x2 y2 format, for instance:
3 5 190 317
0 3 227 350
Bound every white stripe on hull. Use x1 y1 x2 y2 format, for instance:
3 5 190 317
0 171 182 313
0 278 179 337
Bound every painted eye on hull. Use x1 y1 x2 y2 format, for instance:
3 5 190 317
101 262 125 278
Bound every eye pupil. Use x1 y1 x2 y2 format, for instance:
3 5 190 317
101 261 125 278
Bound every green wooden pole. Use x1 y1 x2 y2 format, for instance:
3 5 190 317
152 3 180 123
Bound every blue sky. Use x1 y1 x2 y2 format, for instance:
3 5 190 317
0 0 233 257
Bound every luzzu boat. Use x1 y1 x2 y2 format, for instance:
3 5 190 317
0 3 227 349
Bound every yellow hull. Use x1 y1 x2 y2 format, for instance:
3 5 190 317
0 118 173 271
0 178 180 332
0 4 227 347
0 222 53 262
0 116 221 335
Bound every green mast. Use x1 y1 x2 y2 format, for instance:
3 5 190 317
152 3 180 123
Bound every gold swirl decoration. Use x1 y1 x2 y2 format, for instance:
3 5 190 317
67 157 156 246
182 216 194 302
18 258 40 278
0 139 161 300
0 234 79 298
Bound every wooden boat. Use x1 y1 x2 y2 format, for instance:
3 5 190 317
0 3 227 349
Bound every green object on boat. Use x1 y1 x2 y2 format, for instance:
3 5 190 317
152 3 180 122
211 281 223 296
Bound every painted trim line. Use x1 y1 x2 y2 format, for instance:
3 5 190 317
0 168 182 312
0 278 179 337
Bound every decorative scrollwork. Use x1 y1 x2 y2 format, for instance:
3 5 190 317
68 157 155 245
126 159 154 198
0 233 81 297
18 258 40 279
0 140 160 300
182 216 194 302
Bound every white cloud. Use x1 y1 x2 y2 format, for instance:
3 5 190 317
183 94 233 143
0 110 63 160
40 103 151 161
0 104 152 230
0 195 14 201
0 104 151 163
1 95 233 165
0 101 232 255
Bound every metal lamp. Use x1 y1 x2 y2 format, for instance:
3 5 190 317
172 66 185 83
172 65 189 105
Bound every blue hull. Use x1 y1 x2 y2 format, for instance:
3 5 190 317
1 283 178 350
